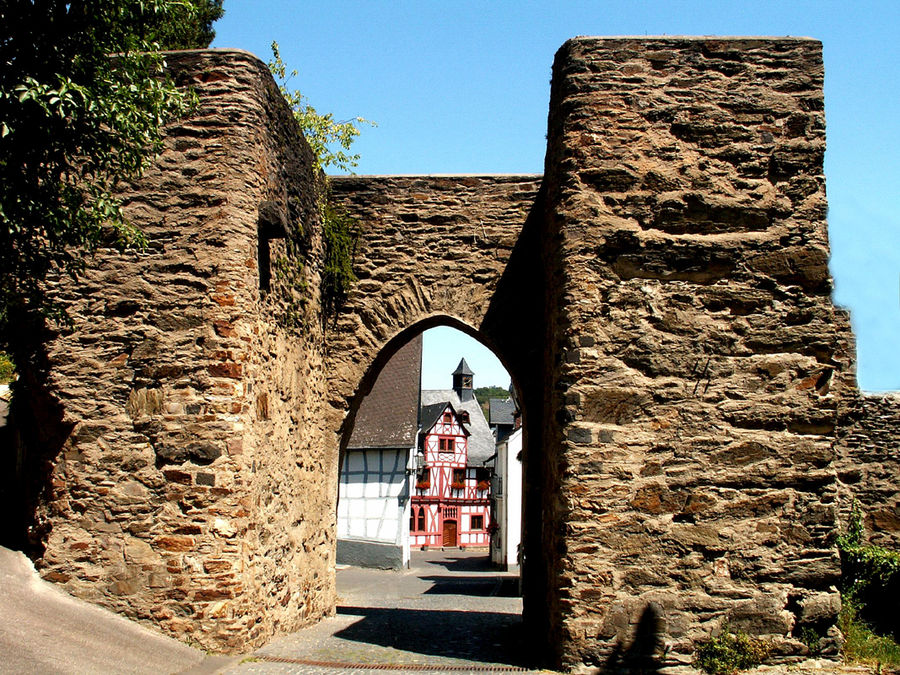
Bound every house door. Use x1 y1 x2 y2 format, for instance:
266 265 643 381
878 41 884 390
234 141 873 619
442 519 457 547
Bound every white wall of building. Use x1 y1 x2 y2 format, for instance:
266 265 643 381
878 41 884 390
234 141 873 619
491 427 522 569
338 447 412 567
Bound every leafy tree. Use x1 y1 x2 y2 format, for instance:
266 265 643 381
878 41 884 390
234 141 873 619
142 0 225 50
0 1 210 349
268 41 374 173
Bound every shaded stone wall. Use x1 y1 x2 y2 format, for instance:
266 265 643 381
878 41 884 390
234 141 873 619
538 37 853 669
6 50 335 652
836 393 900 548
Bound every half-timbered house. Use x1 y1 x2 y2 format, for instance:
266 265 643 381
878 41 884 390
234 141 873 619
337 335 421 568
411 359 494 549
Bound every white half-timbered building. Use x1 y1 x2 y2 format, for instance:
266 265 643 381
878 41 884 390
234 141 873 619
337 335 422 569
411 359 494 549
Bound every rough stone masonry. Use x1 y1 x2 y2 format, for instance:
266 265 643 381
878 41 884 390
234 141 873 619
4 37 899 671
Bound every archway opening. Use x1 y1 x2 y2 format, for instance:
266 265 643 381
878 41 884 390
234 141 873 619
333 320 531 668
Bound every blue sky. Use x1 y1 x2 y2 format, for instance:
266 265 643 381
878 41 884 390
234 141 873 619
213 0 900 391
421 327 509 391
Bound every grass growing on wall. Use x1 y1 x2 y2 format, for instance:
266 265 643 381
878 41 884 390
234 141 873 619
839 599 900 668
693 627 770 675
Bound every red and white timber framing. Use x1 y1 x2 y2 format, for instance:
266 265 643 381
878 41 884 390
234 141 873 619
411 404 490 548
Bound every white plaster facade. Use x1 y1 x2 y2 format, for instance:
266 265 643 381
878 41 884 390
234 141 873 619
491 426 522 570
338 447 414 568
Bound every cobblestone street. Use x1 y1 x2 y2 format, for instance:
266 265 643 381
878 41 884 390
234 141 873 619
215 549 540 674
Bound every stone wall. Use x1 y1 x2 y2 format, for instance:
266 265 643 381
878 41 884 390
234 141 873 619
836 393 900 548
326 175 545 442
537 37 853 669
6 50 335 652
6 37 900 671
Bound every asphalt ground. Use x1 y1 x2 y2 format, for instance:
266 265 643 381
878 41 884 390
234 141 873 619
0 546 204 674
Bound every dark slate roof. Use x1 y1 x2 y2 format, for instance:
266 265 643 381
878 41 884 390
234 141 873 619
421 389 494 464
419 401 470 440
420 402 447 436
347 334 422 449
489 398 516 427
452 358 473 376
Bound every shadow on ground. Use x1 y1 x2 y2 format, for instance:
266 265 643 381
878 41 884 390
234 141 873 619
335 605 533 667
418 553 495 572
419 575 520 597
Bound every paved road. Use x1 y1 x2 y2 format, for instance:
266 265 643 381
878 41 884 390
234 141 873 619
217 549 539 674
1 544 883 675
210 551 884 675
0 545 205 674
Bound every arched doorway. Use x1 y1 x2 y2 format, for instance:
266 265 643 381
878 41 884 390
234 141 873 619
333 320 532 667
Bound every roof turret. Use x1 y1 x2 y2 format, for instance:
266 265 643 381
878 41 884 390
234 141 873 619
452 358 473 376
452 358 474 401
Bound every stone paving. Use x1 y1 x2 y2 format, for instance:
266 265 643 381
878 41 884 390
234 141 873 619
215 549 543 674
202 550 885 675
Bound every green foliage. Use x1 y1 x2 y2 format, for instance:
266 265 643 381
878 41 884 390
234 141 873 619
268 42 374 173
143 0 225 50
839 595 900 669
320 199 359 317
693 627 771 675
475 386 511 401
797 626 823 655
837 499 900 641
837 499 865 550
839 543 900 640
0 1 203 347
842 544 900 591
0 352 15 384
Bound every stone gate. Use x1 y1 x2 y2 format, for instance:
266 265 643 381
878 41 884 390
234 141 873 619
4 37 898 671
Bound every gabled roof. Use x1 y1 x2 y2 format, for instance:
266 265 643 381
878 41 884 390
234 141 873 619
419 401 470 439
347 334 422 450
489 398 516 427
421 388 495 464
452 358 473 376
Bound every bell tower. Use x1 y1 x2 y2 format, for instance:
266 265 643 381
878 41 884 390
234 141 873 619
452 358 474 402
